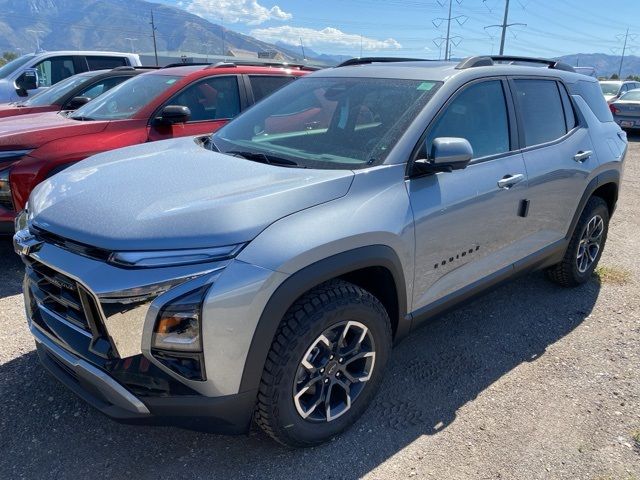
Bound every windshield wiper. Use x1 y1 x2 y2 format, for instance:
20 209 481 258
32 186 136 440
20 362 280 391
225 150 304 168
70 115 95 121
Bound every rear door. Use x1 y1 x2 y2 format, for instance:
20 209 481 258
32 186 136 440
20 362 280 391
148 75 243 141
510 77 596 250
409 78 530 310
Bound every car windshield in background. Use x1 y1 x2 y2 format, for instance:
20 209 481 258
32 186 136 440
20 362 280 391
620 90 640 101
21 72 99 107
600 83 621 95
0 54 35 79
69 74 180 121
213 77 441 169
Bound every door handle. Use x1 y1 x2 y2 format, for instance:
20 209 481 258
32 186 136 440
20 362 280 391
574 150 592 163
497 173 525 189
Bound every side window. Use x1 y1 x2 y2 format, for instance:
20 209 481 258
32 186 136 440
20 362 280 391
427 80 510 159
512 79 567 147
620 84 628 95
167 76 240 122
568 80 613 123
34 56 76 87
249 75 294 102
75 76 129 101
558 82 577 131
86 56 128 70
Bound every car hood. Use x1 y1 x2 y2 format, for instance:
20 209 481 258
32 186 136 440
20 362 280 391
0 104 55 118
0 112 107 149
29 136 355 250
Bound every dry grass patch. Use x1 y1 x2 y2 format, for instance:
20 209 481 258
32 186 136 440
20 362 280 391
594 265 633 285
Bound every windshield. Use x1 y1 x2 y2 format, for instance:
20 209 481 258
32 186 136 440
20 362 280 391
600 82 621 95
21 72 99 107
0 54 35 80
620 90 640 101
70 74 180 120
213 77 441 169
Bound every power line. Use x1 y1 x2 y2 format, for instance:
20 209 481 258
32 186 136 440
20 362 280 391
433 0 467 61
483 0 526 55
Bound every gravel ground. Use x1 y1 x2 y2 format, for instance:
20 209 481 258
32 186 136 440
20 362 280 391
1 138 639 480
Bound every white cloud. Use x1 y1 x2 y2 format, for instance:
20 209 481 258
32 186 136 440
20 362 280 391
250 26 402 51
186 0 292 25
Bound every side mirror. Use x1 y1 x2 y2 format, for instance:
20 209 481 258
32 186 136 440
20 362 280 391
155 105 191 125
412 137 473 176
15 68 39 92
66 96 91 110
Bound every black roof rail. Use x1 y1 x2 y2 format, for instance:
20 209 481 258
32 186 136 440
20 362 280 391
336 57 431 68
456 55 575 72
206 60 321 71
111 65 162 71
163 62 211 68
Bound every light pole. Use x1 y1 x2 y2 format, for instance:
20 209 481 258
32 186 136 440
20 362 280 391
26 29 44 52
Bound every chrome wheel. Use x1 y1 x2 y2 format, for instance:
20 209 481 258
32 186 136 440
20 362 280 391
293 321 376 423
576 214 604 273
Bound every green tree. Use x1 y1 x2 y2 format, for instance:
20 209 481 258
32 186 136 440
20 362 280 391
610 73 620 80
0 52 18 67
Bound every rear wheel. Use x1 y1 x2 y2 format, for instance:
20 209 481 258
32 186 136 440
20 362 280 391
547 196 609 287
255 280 392 447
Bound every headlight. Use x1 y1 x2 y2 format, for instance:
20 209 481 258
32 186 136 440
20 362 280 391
14 206 28 233
0 167 13 211
108 244 245 268
151 285 210 381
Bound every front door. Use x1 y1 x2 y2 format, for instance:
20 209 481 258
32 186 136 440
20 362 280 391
148 75 241 142
409 78 529 311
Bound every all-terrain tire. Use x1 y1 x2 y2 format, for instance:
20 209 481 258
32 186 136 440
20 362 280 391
546 196 609 287
255 279 392 447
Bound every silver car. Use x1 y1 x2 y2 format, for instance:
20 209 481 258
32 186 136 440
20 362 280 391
610 88 640 130
14 56 627 447
599 79 640 104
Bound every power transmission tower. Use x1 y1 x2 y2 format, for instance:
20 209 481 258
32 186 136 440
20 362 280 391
433 0 467 61
26 29 44 52
124 37 137 53
616 28 637 78
150 10 158 66
484 0 526 55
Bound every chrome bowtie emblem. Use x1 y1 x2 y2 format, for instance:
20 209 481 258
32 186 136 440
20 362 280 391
13 229 43 256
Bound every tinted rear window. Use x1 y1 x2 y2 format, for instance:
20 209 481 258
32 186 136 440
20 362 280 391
569 80 614 123
86 56 128 70
513 79 567 147
249 75 295 102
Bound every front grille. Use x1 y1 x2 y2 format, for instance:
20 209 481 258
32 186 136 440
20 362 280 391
26 258 94 333
31 226 111 262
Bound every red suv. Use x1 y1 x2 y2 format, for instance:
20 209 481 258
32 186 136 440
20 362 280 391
0 62 311 231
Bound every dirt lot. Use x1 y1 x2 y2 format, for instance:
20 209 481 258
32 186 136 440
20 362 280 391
1 138 639 480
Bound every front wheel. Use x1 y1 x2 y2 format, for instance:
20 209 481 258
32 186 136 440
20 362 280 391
547 196 610 287
255 280 392 447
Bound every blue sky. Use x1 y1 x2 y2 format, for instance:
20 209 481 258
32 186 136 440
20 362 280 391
156 0 640 59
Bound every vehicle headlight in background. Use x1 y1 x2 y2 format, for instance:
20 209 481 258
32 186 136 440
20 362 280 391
151 285 211 381
0 167 14 211
108 244 245 268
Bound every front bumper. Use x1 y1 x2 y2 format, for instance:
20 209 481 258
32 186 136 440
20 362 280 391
33 321 256 433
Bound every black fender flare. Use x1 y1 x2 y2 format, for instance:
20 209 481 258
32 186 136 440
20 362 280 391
566 169 619 241
238 245 408 393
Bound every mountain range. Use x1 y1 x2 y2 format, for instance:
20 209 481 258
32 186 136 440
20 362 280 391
0 0 638 76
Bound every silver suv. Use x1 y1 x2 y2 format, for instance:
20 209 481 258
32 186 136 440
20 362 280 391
14 56 627 447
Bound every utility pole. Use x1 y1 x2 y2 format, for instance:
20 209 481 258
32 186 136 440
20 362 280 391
484 0 526 55
618 28 629 77
124 37 137 53
360 35 363 58
221 17 226 57
150 10 158 66
433 0 467 61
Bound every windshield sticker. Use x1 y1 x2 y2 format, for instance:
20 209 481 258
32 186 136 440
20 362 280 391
417 82 435 91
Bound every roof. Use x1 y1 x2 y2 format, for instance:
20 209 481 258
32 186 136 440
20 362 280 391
155 63 311 78
311 58 593 85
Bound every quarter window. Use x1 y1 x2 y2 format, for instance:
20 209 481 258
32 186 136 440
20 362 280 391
427 80 510 159
167 76 240 122
558 83 577 131
86 56 127 70
513 79 567 147
34 56 76 87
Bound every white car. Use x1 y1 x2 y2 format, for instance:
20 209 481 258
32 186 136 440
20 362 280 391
0 51 141 103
